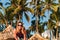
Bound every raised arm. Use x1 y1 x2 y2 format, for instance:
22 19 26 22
22 27 27 40
24 30 26 40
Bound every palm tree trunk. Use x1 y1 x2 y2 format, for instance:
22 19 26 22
16 14 21 24
17 14 21 22
56 27 58 40
32 0 34 4
19 15 20 21
11 21 12 26
56 22 59 40
35 0 39 33
50 29 52 40
6 21 8 28
36 12 39 33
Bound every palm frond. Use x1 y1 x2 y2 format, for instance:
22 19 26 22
24 3 29 7
45 0 52 3
47 19 55 29
13 6 22 14
7 5 16 11
0 12 6 24
0 2 2 6
0 6 6 16
37 5 41 9
17 0 21 5
32 14 35 19
51 5 58 12
58 0 60 3
50 13 58 21
0 12 4 18
9 13 15 21
40 5 47 16
11 0 17 4
0 19 5 24
5 2 11 5
24 12 30 22
24 7 34 14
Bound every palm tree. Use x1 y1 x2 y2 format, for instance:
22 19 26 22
0 2 15 27
0 0 35 28
29 0 59 39
0 12 5 24
0 0 32 28
31 0 59 39
50 6 60 40
26 29 32 38
0 9 14 28
43 0 60 40
30 19 45 34
29 0 47 33
42 0 60 39
31 0 57 33
9 0 34 22
0 3 8 27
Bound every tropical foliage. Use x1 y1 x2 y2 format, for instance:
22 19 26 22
0 0 60 39
0 0 35 27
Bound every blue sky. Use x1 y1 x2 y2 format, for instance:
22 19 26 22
0 0 10 8
0 0 58 29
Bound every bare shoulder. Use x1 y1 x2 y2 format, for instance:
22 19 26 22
13 28 17 33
